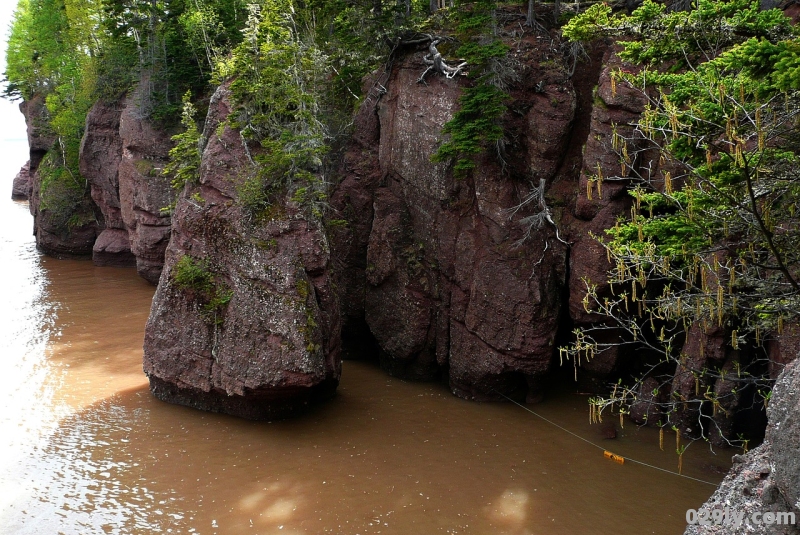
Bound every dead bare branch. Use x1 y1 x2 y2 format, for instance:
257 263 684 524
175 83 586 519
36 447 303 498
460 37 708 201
418 38 467 83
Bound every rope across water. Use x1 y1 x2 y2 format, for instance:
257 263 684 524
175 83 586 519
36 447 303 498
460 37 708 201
493 390 720 487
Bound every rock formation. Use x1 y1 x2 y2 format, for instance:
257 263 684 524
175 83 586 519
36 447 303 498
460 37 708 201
331 36 575 402
13 11 794 438
79 99 135 267
117 86 174 282
21 93 99 257
684 360 800 535
143 84 341 419
10 28 644 412
11 161 31 200
7 6 800 532
14 82 174 276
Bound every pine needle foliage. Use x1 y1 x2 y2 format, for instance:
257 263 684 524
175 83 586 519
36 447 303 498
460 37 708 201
164 92 202 192
432 0 510 174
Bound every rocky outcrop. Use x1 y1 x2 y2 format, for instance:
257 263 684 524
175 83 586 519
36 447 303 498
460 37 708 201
27 189 99 258
13 22 653 411
20 93 100 257
92 228 136 267
27 183 99 258
684 360 800 535
75 91 175 275
79 99 135 267
118 86 174 282
143 83 341 419
11 161 31 200
332 35 574 401
81 100 126 230
19 94 54 174
14 88 175 273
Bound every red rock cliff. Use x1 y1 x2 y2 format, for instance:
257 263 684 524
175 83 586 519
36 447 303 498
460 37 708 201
143 83 341 419
79 99 134 267
16 85 175 280
331 33 582 402
117 85 175 282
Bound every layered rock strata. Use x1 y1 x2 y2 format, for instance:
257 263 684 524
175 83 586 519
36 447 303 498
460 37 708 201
79 100 135 267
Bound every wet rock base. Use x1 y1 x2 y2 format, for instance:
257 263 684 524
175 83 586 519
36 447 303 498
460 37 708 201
148 376 339 421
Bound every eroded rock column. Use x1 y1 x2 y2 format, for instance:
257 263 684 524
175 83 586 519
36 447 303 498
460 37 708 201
143 84 341 419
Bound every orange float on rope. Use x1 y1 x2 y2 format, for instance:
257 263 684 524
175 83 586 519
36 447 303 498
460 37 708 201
604 451 625 465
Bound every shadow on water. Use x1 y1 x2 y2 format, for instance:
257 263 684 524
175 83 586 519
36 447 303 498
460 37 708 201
4 359 730 535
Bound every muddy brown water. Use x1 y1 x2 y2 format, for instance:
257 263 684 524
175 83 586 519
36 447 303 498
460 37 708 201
0 189 730 535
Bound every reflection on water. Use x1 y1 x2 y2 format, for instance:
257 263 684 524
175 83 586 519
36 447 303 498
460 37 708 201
0 192 728 535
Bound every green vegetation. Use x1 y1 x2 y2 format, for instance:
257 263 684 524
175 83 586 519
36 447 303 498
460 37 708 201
218 0 331 219
164 92 202 191
296 276 321 353
172 254 215 292
562 0 800 446
4 0 99 232
98 0 223 123
5 0 216 118
212 0 449 219
4 0 527 215
172 255 233 322
37 152 96 231
3 0 220 229
432 0 510 174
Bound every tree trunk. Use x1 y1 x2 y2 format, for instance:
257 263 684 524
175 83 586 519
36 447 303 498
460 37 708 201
430 0 438 13
397 0 410 17
526 0 535 26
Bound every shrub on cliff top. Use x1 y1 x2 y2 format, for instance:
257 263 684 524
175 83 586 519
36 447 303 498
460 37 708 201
213 2 331 221
164 92 202 192
431 0 510 174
